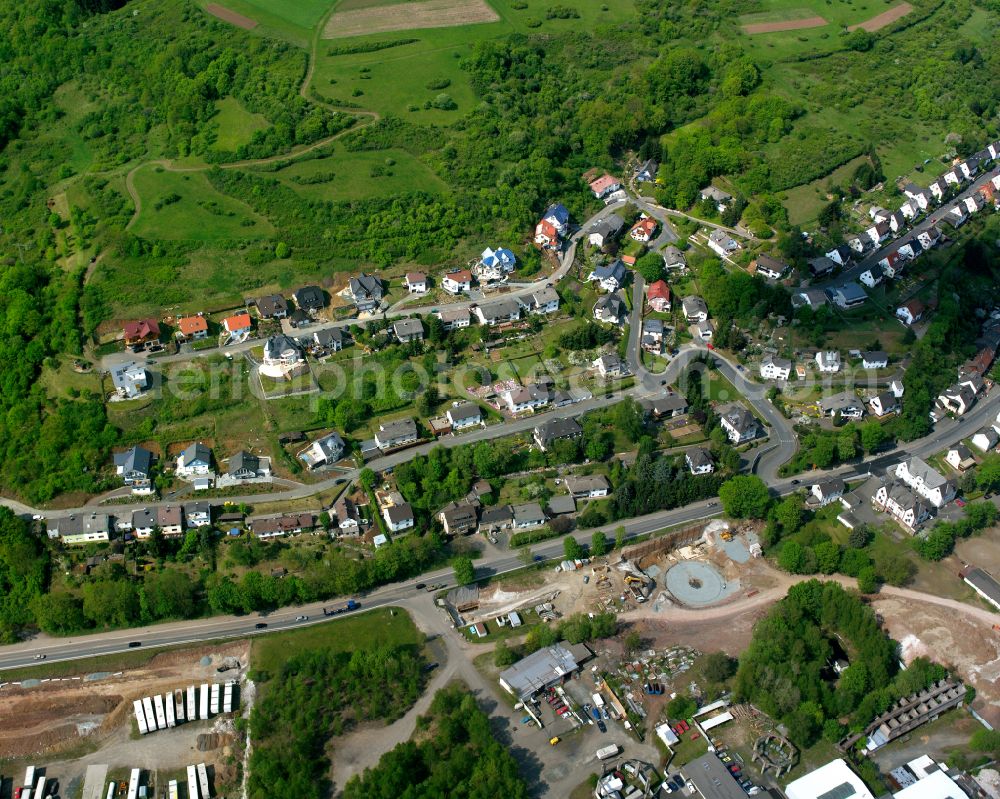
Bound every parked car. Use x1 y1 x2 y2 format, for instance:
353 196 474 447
596 720 607 733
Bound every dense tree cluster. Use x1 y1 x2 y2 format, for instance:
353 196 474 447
342 685 528 799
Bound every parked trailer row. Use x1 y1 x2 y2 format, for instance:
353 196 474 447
142 697 156 732
165 692 176 728
153 694 167 730
126 769 141 799
187 765 200 799
175 689 186 723
24 766 35 797
134 699 149 735
106 781 116 799
168 780 179 799
209 683 220 715
200 683 209 720
34 776 46 799
223 681 233 713
197 763 211 799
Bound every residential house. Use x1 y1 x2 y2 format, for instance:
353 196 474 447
642 392 688 419
707 229 739 257
298 431 346 469
503 386 548 414
534 218 560 250
963 194 986 216
383 502 415 533
176 442 212 479
228 450 271 482
760 355 792 381
475 298 522 326
646 280 671 312
479 505 514 534
903 183 931 211
346 274 383 313
635 159 658 182
446 402 483 430
392 318 424 343
888 210 906 235
869 206 890 223
861 351 889 369
288 309 310 328
587 259 628 291
223 312 252 337
928 177 948 202
333 495 360 534
405 272 427 293
825 245 854 267
815 350 841 373
719 406 759 444
441 269 473 295
375 418 419 450
942 164 964 185
896 299 925 326
564 475 610 498
873 482 932 532
546 495 576 516
588 214 625 248
749 254 788 281
810 478 845 507
481 247 517 273
959 156 980 179
946 444 976 471
894 456 956 508
662 245 687 270
130 508 156 538
868 391 899 417
111 361 150 399
947 203 968 227
593 293 626 325
859 265 884 289
123 318 160 347
641 318 664 353
184 501 212 528
696 320 714 340
512 503 547 529
48 513 112 545
157 506 184 537
589 174 621 198
819 390 865 419
917 226 942 250
629 216 657 242
533 417 583 451
255 294 288 319
436 306 471 330
791 289 829 310
252 513 315 539
899 199 920 220
313 327 345 352
524 286 560 315
878 251 902 277
700 186 732 211
685 448 714 475
972 427 999 452
897 239 923 260
682 296 709 323
114 445 154 493
262 334 304 368
593 353 626 378
831 282 867 309
865 220 891 245
438 501 478 535
176 315 208 340
937 380 978 416
847 236 868 254
890 378 905 399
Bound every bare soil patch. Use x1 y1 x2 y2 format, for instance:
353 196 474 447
205 3 259 29
848 2 912 31
742 15 827 34
323 0 499 38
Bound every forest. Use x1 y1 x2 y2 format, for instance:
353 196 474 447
342 684 529 799
735 580 949 748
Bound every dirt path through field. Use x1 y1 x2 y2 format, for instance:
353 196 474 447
848 2 912 31
742 15 827 33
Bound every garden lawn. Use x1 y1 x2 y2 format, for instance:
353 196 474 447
130 167 274 241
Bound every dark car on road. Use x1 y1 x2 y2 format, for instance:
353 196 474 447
128 641 141 648
255 622 267 629
596 719 607 733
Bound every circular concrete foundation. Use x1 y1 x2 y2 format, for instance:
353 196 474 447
664 560 728 607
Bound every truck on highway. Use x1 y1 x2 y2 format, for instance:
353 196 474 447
142 697 157 731
153 693 167 730
596 744 620 760
197 763 211 799
134 700 149 735
322 600 360 616
186 766 199 799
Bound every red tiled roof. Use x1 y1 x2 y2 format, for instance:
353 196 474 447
631 218 657 235
406 272 426 283
223 313 252 332
589 174 619 194
536 219 558 239
177 315 208 335
444 269 473 283
647 280 670 300
123 318 160 340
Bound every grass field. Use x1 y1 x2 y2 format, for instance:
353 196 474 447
781 155 868 225
258 145 447 200
197 0 333 45
212 97 270 151
131 167 274 241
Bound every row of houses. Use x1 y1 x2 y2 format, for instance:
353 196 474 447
759 349 890 381
47 501 216 544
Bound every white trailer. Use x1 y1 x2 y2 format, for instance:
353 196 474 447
187 685 197 720
592 693 606 708
24 766 36 795
134 699 149 735
127 768 141 799
175 689 186 723
187 765 199 799
168 780 179 799
165 692 176 728
596 744 620 760
223 681 233 713
106 782 116 799
197 763 211 799
34 776 46 799
199 683 209 720
209 683 220 715
153 693 167 730
142 696 157 731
